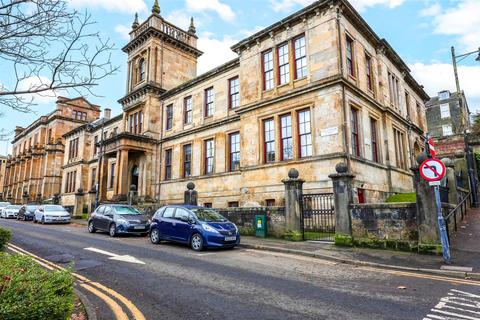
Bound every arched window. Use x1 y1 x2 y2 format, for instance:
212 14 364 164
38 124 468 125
138 58 145 82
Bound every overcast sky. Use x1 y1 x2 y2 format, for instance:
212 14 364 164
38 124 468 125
0 0 479 154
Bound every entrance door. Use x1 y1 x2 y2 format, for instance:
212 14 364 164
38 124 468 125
131 165 139 191
301 193 335 242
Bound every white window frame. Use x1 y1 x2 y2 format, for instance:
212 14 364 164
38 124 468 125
440 103 450 119
442 125 453 136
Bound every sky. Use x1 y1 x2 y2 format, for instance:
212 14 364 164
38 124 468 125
0 0 479 155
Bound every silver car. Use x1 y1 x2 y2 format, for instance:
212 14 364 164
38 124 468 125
1 205 21 219
34 205 71 224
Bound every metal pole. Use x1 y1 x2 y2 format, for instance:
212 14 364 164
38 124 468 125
95 122 105 209
434 185 451 263
465 142 479 207
451 46 461 94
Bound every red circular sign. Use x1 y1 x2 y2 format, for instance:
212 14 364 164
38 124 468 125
419 158 446 182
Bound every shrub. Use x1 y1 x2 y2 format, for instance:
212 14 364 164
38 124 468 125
0 227 11 251
238 226 255 236
385 193 416 203
0 253 74 320
283 230 303 241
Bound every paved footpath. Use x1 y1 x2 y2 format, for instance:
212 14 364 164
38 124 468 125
2 218 480 320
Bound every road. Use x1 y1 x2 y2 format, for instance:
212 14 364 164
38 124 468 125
1 218 480 320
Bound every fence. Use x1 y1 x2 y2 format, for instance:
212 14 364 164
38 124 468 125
443 189 472 243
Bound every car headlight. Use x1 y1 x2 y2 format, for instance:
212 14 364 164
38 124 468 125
233 224 238 233
147 219 152 224
202 224 219 234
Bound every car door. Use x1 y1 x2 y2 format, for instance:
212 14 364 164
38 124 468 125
35 206 44 221
171 208 193 242
159 207 176 239
100 206 114 230
92 206 105 229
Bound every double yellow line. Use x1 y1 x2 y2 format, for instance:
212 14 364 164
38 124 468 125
7 243 146 320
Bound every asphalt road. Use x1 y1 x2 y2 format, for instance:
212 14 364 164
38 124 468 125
1 218 480 320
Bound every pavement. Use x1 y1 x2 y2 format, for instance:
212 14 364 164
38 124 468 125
2 218 480 319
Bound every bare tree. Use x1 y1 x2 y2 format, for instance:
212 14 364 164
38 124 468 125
0 0 119 113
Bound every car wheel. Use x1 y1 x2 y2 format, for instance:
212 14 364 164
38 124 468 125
88 221 96 233
191 233 204 252
109 224 116 237
150 229 161 244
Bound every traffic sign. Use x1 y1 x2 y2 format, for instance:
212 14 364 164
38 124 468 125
420 158 446 182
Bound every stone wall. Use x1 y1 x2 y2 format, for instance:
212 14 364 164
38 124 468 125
350 202 418 250
218 207 286 238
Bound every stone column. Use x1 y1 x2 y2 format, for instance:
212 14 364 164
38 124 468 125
118 149 129 196
329 163 355 245
442 158 459 204
87 189 96 213
184 182 198 206
412 153 439 244
22 191 29 205
74 188 85 217
282 169 304 234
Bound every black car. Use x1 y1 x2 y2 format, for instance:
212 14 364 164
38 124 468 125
18 204 40 221
88 204 151 237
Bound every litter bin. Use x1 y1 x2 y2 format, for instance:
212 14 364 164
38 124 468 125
255 215 267 238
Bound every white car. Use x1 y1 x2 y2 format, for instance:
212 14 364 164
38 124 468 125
1 205 21 219
0 202 11 217
34 205 71 224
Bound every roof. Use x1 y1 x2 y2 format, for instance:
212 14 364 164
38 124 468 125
63 114 123 138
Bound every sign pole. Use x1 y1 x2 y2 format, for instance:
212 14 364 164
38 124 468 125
433 184 451 263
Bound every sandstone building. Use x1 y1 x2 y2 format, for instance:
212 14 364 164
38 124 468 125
2 97 101 203
58 0 428 209
0 155 6 200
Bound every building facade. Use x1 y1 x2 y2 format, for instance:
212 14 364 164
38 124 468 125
3 97 101 203
0 155 6 200
59 0 428 208
425 90 470 157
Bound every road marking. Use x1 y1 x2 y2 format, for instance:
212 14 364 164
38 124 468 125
84 247 145 265
424 289 480 320
7 243 145 320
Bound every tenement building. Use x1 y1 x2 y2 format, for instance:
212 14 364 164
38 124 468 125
3 97 101 203
58 0 428 208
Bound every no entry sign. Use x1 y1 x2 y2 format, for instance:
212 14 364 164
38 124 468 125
420 158 446 182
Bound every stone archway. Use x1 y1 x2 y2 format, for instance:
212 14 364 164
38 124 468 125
131 165 139 191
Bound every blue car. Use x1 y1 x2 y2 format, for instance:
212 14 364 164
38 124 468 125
149 205 240 251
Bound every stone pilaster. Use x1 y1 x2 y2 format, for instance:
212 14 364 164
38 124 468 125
282 169 304 234
329 163 354 245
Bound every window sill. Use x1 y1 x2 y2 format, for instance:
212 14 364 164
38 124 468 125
348 75 357 81
294 76 307 82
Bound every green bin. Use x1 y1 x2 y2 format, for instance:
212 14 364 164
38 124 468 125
255 215 267 238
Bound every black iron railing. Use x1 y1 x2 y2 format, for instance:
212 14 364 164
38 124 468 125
301 193 335 241
444 190 472 242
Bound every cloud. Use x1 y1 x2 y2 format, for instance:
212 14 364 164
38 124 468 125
68 0 147 14
269 0 405 12
186 0 235 22
166 10 195 31
409 62 480 111
429 0 480 51
420 2 441 16
114 24 131 40
16 76 66 105
197 34 238 74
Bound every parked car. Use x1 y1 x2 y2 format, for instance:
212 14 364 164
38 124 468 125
1 205 21 219
88 204 151 237
0 202 11 216
149 205 240 251
17 204 40 221
33 205 71 224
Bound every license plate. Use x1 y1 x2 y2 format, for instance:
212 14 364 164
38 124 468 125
134 226 145 230
225 236 237 241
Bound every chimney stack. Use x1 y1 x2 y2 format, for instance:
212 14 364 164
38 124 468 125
104 108 111 120
14 126 24 137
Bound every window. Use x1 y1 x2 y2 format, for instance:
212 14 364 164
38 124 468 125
48 129 52 142
262 50 274 91
264 119 275 163
351 108 360 157
165 149 172 181
346 35 355 77
416 102 423 128
298 109 312 158
138 58 145 82
128 111 143 134
166 104 173 130
183 144 192 178
440 103 450 119
370 118 379 163
277 43 290 85
388 72 400 108
405 91 411 118
184 96 192 125
203 203 212 208
91 168 97 190
66 171 76 193
439 91 450 100
294 35 307 79
393 128 407 170
73 110 77 120
280 114 293 161
229 132 240 171
365 54 373 91
204 87 214 117
68 138 79 160
109 163 115 189
93 135 99 155
443 125 453 136
163 207 175 218
34 133 38 145
204 139 214 175
228 201 239 208
229 77 240 109
266 199 276 207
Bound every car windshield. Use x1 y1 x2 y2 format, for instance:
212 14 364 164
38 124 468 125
7 205 21 209
114 206 142 215
191 209 227 222
0 202 10 207
44 205 65 212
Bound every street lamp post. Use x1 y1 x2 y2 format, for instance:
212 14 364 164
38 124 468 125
451 45 480 207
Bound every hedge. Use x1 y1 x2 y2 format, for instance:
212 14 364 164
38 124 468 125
0 227 11 251
0 253 74 320
385 193 416 203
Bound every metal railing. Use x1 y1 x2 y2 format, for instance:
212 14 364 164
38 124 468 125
444 190 472 242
